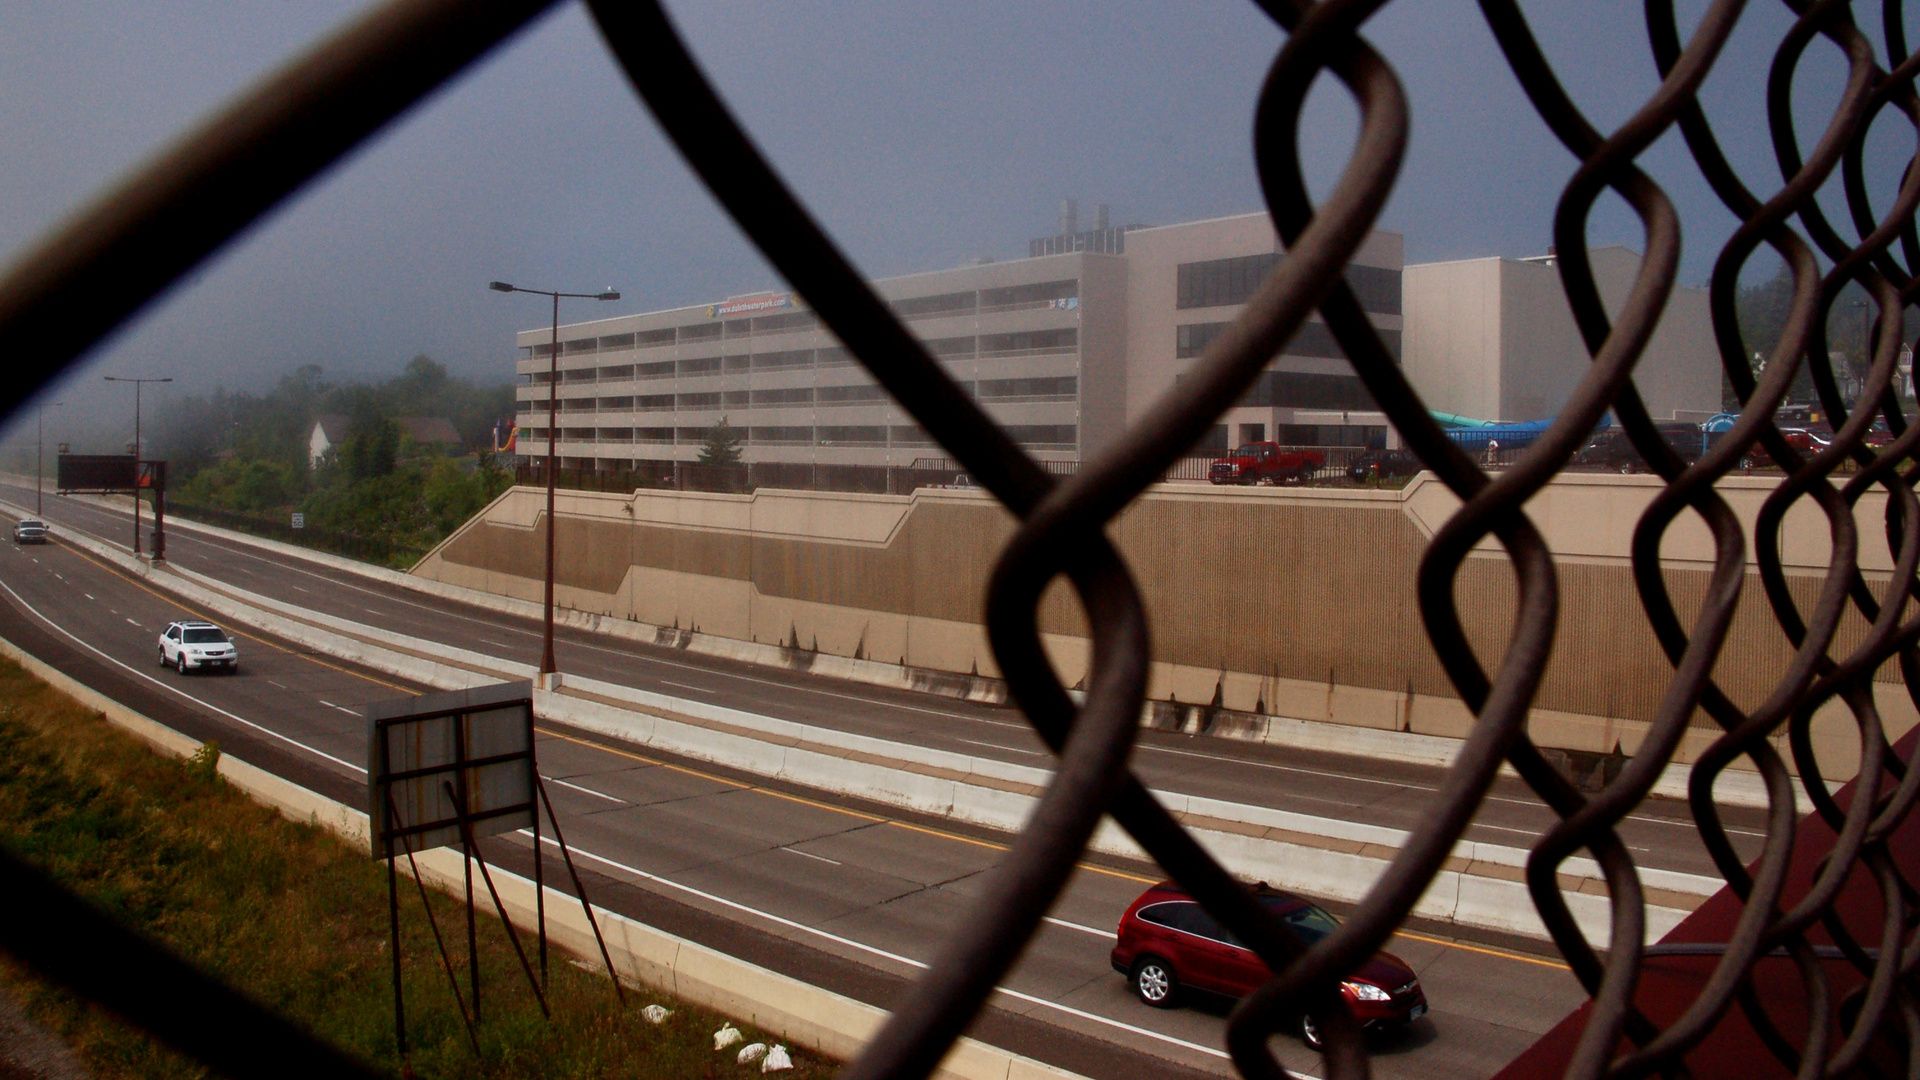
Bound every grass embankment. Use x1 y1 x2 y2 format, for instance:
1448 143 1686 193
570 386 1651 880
0 657 832 1079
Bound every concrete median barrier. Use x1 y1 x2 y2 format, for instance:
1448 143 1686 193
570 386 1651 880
3 497 1716 945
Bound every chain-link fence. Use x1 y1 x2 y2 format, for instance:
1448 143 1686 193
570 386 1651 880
4 2 1920 1079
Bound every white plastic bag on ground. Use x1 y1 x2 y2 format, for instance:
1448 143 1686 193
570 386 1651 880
641 1004 671 1024
737 1042 769 1066
762 1044 793 1072
713 1024 742 1050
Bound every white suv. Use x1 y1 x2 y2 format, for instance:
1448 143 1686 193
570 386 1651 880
158 621 238 674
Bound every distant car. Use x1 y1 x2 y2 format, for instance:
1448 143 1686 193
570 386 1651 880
1728 426 1833 469
12 518 47 544
1110 881 1427 1047
158 621 238 674
1346 448 1422 484
1577 422 1706 473
1209 442 1325 485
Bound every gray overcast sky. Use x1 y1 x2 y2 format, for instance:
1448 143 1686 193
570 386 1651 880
0 1 1892 445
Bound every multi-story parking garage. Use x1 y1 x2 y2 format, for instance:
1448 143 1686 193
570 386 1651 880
514 213 1403 480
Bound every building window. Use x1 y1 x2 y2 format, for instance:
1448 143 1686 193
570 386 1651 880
1177 253 1401 315
976 376 1077 402
531 343 557 358
678 321 721 342
978 328 1076 357
562 427 594 440
1238 371 1378 410
637 394 674 411
1344 264 1402 316
637 427 674 443
564 338 599 354
923 336 977 358
597 397 634 411
751 387 815 405
978 279 1077 313
893 291 976 319
674 427 710 443
598 333 637 350
818 383 887 405
677 357 721 377
560 397 595 412
637 361 675 379
677 392 721 409
753 349 814 370
562 367 597 383
598 365 635 381
1176 319 1399 360
1176 322 1228 358
749 426 813 444
817 425 887 445
723 391 750 407
636 327 677 347
596 428 634 442
753 311 817 333
723 318 753 338
724 354 753 372
816 345 854 366
1197 425 1229 453
1003 424 1077 448
890 425 934 446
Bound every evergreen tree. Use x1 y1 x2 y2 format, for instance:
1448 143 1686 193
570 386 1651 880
698 417 744 466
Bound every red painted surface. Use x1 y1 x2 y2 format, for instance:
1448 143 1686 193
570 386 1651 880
1496 729 1920 1079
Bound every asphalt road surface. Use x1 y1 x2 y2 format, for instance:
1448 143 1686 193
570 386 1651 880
0 487 1688 1077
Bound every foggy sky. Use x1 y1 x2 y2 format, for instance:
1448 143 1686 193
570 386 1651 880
0 1 1892 448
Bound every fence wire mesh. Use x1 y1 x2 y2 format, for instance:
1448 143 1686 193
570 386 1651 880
3 1 1920 1078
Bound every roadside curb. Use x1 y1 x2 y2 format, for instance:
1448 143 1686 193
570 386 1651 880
0 630 1085 1080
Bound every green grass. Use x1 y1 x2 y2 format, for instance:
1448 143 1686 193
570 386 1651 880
0 657 834 1079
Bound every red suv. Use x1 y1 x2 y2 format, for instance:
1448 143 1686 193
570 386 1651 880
1110 882 1427 1047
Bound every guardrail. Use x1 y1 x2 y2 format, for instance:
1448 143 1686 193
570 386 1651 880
4 3 1920 1080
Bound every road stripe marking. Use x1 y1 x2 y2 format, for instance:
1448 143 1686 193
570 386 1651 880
1045 916 1118 939
527 834 1247 1066
545 775 623 804
779 846 842 866
318 700 359 717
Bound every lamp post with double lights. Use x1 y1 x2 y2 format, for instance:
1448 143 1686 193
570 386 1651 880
33 401 62 516
103 375 172 556
488 281 620 678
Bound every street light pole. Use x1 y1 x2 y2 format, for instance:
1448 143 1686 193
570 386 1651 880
104 375 173 556
489 282 620 678
34 401 61 516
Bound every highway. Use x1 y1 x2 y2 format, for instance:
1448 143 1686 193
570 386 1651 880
0 485 1685 1078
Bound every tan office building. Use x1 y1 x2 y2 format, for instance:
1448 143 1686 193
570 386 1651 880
1401 246 1721 424
514 212 1404 473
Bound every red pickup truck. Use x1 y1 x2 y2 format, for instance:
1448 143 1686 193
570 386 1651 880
1208 442 1325 485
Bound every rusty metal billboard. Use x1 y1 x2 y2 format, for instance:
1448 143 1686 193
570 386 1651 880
366 680 534 857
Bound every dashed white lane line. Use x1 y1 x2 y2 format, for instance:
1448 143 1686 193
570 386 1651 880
0 578 365 776
124 618 141 628
779 846 842 866
952 736 1043 756
318 700 359 717
1045 916 1118 940
267 680 287 690
545 775 623 804
83 594 94 600
530 836 1242 1065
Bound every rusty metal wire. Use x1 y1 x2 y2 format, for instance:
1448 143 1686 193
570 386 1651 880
2 1 1920 1079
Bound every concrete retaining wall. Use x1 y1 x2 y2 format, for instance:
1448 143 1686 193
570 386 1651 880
11 498 1713 947
411 476 1915 781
